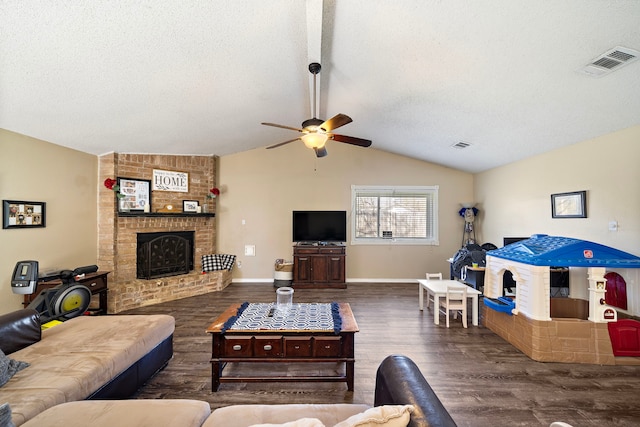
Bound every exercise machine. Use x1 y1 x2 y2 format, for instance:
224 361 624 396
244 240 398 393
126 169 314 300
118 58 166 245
12 261 95 323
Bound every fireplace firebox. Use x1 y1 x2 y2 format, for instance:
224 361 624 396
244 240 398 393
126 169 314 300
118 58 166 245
137 231 194 279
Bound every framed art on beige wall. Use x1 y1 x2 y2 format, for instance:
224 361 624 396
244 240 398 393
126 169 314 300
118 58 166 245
551 190 587 218
2 200 46 229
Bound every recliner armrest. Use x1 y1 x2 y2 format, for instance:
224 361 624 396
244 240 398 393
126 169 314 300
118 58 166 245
374 354 457 427
0 308 41 355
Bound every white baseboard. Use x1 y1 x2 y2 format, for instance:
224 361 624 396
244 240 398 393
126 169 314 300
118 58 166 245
231 278 418 284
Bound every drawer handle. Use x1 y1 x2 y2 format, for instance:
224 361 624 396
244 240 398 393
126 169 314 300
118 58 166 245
232 345 242 351
294 345 300 349
324 345 331 349
263 345 272 351
89 282 97 287
331 258 340 261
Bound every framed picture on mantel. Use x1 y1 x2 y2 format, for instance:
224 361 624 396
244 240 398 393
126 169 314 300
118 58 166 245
183 200 199 213
117 177 151 212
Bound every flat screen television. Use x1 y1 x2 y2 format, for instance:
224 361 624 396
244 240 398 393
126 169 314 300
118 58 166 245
293 210 347 243
503 237 528 247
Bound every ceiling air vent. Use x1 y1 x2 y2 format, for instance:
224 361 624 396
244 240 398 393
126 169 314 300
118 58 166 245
579 46 639 77
451 141 471 149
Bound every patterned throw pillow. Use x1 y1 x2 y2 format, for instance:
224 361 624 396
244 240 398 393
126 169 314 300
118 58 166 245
0 349 29 388
202 254 236 272
0 402 15 427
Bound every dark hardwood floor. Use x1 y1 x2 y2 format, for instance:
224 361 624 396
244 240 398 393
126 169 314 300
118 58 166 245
124 283 640 426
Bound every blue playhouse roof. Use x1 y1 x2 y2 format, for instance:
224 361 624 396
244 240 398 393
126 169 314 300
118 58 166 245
487 234 640 268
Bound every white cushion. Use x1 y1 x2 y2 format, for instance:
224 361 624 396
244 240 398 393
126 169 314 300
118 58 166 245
333 405 414 427
250 419 326 427
205 404 370 427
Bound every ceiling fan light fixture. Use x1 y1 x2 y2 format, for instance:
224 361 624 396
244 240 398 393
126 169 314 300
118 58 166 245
301 131 328 149
262 62 371 154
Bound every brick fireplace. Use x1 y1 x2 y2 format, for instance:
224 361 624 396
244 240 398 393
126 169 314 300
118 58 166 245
98 153 231 313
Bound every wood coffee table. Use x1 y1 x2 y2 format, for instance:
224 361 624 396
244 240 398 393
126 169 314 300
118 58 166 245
206 302 359 392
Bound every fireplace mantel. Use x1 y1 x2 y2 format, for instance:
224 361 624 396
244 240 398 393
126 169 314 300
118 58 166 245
118 212 215 218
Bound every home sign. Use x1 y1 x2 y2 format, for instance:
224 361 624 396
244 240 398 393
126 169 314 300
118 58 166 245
153 169 188 192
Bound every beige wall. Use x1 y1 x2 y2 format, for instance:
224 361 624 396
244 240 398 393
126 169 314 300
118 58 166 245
474 125 640 255
475 125 640 314
218 141 474 281
0 129 98 315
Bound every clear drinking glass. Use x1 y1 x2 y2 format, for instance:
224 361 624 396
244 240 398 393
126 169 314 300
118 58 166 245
276 287 294 314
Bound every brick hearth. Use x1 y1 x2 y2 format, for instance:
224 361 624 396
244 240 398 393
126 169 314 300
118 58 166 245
98 153 230 313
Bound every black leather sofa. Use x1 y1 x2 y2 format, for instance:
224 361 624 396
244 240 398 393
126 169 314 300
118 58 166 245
375 354 458 427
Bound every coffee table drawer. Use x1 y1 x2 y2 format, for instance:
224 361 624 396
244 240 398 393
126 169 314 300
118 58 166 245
313 337 342 357
254 336 283 357
285 337 312 357
224 336 253 357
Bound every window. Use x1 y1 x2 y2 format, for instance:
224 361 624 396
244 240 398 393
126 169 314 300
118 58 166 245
351 185 438 245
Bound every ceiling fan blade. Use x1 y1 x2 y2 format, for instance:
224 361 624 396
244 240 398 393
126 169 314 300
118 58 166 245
331 134 372 147
266 137 301 149
314 147 328 158
320 114 352 132
261 122 304 132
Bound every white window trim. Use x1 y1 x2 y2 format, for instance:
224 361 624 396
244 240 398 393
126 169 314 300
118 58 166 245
350 185 439 246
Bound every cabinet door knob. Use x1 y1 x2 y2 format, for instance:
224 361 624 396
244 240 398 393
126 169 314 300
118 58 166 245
263 344 272 351
232 345 242 351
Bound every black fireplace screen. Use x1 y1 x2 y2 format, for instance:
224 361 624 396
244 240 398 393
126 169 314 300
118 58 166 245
137 231 194 279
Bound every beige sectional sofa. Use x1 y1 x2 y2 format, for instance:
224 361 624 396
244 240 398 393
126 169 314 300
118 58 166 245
13 355 458 427
0 308 174 426
19 400 375 427
2 307 457 427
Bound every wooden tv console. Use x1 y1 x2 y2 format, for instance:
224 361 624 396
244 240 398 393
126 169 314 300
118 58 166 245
292 244 346 289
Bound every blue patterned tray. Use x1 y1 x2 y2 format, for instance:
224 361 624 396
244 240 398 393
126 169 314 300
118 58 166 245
222 302 342 334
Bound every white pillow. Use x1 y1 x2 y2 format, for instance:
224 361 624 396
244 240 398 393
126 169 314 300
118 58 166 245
250 418 326 427
333 405 414 427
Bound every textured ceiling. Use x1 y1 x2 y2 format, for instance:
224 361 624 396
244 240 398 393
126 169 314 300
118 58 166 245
1 0 639 173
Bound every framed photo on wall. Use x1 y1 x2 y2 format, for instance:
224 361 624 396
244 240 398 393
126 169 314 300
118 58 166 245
117 177 151 212
551 190 587 218
2 200 46 229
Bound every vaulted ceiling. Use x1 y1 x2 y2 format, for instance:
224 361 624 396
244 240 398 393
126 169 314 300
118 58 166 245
2 1 639 173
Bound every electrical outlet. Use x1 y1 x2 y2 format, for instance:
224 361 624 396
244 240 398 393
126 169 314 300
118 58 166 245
244 245 255 256
237 260 242 268
608 221 618 231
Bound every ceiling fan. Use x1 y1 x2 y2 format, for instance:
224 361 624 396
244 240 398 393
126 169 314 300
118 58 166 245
262 62 372 158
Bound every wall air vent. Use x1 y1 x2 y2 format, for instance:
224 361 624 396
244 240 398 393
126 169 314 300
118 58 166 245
579 46 639 77
382 231 393 239
451 141 471 149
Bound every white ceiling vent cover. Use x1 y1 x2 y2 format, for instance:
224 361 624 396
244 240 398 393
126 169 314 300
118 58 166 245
579 46 640 77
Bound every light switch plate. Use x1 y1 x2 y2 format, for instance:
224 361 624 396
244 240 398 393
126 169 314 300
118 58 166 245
244 245 256 256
